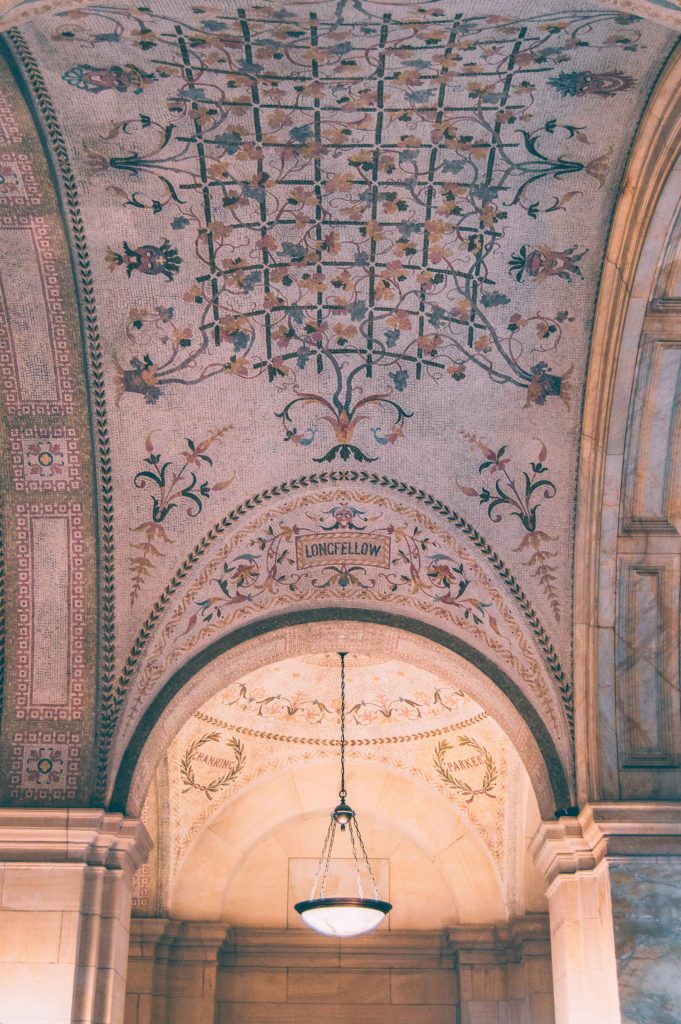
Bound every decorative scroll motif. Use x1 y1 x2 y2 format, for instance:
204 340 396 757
433 734 498 802
216 677 466 728
179 730 245 799
189 501 495 632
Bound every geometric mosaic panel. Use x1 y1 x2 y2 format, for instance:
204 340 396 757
10 426 81 492
10 728 81 802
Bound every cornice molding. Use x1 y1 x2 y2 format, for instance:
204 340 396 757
531 801 681 884
0 808 152 870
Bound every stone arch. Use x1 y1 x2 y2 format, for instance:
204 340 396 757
575 41 681 803
108 479 573 810
112 613 572 820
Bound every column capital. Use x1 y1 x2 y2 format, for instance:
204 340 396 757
531 801 681 883
0 808 152 871
447 916 551 966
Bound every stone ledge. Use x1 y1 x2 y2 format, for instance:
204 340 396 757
531 802 681 883
0 809 152 870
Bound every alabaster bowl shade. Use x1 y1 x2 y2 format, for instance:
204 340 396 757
294 897 392 937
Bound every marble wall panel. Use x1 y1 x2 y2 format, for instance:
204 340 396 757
621 337 681 533
610 857 681 1024
615 555 681 771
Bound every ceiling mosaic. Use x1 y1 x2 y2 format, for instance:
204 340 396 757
0 0 677 804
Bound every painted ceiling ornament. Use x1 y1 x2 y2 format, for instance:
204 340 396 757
61 62 156 94
25 439 66 479
41 1 657 461
458 434 561 620
25 745 65 787
508 244 588 284
216 675 467 729
179 730 245 800
105 239 182 281
129 427 233 604
187 504 496 630
433 734 498 803
548 70 637 97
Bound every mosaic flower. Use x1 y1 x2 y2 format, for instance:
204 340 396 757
26 746 64 786
62 63 155 94
26 440 65 479
51 3 662 461
549 71 636 98
106 240 181 281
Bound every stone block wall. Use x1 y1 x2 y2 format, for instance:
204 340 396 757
124 918 554 1024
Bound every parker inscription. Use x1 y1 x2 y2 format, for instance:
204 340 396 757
295 532 391 569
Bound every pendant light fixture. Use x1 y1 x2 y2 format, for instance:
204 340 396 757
294 652 392 937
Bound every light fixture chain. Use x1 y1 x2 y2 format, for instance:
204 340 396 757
347 818 365 899
353 816 380 899
339 651 347 800
319 816 338 899
310 814 336 899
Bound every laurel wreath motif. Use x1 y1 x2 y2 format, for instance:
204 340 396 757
180 731 245 799
433 735 497 802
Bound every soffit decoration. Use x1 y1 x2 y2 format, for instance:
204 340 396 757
133 652 534 925
0 56 99 805
3 0 681 32
112 485 572 793
0 0 677 803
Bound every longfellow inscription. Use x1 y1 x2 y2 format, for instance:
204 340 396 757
295 532 391 569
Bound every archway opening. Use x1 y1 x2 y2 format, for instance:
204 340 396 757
123 619 557 1024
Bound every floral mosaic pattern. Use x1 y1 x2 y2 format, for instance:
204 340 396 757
45 1 656 465
2 0 676 805
458 434 560 619
216 675 467 727
129 427 233 604
187 502 498 634
125 488 569 762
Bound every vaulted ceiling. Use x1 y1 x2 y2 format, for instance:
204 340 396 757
0 1 677 825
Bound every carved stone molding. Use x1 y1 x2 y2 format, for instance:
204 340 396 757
575 40 681 803
0 808 152 870
531 802 681 885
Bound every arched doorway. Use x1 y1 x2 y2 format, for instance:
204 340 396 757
120 618 556 1024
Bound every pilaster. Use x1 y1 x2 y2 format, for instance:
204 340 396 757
0 809 151 1024
531 802 681 1024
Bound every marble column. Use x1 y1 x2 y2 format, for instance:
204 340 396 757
531 802 681 1024
0 809 151 1024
